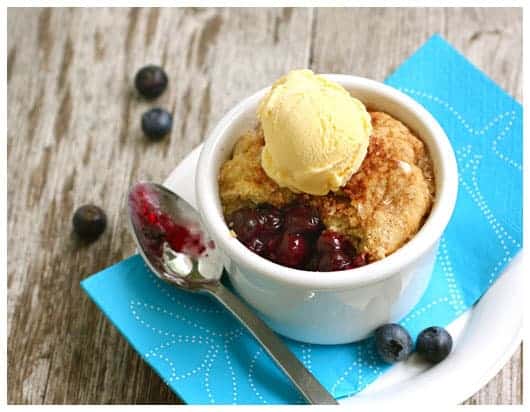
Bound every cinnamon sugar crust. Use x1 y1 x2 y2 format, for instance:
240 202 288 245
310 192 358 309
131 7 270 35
218 112 435 261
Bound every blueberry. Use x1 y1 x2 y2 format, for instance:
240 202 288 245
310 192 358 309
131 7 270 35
256 203 283 234
134 65 168 99
275 232 311 268
416 326 453 363
374 323 413 363
283 204 323 235
141 108 172 139
226 207 260 244
317 251 354 271
73 205 107 240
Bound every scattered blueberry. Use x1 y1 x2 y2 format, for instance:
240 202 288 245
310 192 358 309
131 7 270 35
141 108 173 139
416 326 453 363
73 205 107 240
134 65 168 99
374 323 413 363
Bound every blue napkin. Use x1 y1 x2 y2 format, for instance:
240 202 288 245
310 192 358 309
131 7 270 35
81 35 522 404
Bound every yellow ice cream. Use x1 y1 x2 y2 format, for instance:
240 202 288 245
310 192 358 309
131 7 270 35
258 69 372 196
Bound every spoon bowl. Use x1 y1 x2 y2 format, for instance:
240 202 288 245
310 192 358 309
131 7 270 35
128 182 223 290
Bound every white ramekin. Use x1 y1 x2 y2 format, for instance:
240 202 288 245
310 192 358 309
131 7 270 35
196 75 458 344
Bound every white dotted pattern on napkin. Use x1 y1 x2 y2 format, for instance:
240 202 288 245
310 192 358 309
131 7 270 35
455 146 521 285
398 88 521 288
439 237 466 315
399 88 520 171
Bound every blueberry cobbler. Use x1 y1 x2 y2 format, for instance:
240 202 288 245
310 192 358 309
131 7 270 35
218 70 434 272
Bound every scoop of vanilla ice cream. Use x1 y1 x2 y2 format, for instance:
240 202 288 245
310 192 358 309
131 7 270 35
257 69 372 195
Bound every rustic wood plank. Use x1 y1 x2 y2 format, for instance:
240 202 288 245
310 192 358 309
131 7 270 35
310 7 522 100
7 7 521 404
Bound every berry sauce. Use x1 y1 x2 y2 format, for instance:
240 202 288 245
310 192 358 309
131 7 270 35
227 203 367 272
129 183 207 258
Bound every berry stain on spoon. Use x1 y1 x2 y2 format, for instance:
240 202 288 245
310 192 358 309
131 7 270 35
128 183 219 280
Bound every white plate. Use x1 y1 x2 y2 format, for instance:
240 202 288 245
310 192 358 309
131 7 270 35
164 145 523 405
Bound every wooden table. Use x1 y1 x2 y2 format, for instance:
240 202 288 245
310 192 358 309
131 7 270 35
7 7 522 404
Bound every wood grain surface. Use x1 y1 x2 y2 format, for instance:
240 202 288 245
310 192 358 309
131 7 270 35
7 7 522 404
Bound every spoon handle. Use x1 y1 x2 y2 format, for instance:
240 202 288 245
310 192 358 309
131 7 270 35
203 282 338 405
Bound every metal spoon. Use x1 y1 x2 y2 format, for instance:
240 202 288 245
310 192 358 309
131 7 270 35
127 182 338 405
